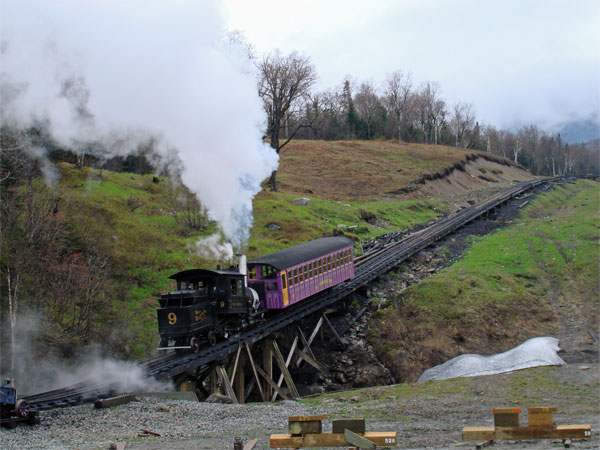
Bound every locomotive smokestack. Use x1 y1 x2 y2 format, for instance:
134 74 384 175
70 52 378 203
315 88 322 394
238 254 247 287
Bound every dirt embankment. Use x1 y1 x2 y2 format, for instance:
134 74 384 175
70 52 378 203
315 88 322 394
391 153 533 201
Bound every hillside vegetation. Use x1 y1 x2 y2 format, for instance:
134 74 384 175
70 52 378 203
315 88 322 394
370 180 600 382
3 140 517 365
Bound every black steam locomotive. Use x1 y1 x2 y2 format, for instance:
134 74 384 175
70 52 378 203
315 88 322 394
156 267 261 352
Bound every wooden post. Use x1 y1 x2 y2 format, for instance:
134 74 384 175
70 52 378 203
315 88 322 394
210 366 219 395
262 339 273 400
272 335 299 402
230 345 242 386
233 352 245 404
272 339 300 399
215 365 238 404
323 313 346 346
245 342 266 401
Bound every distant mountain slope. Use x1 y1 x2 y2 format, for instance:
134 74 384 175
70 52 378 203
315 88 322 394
558 116 600 144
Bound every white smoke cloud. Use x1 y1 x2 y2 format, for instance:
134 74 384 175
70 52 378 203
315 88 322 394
1 313 172 395
192 233 234 262
0 0 278 248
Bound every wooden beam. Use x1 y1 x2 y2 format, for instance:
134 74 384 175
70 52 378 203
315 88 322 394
462 425 592 441
272 339 300 399
296 325 317 363
271 335 298 402
233 352 245 404
94 394 136 409
244 378 256 403
229 345 242 386
296 317 323 368
344 429 376 449
322 313 346 346
209 366 218 395
245 342 266 401
332 419 365 434
262 339 273 400
255 364 289 400
269 432 397 447
293 346 330 375
215 365 238 404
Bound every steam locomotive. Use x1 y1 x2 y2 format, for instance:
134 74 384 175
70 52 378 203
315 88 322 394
157 236 355 352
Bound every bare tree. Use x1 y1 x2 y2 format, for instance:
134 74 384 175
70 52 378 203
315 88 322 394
354 81 381 139
450 102 475 147
383 70 412 142
257 50 317 190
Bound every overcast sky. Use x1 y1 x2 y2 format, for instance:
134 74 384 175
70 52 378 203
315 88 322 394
223 0 600 131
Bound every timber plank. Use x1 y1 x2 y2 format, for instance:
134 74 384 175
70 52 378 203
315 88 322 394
344 429 375 449
332 419 366 434
462 425 591 440
94 394 136 409
289 420 322 436
270 431 397 447
288 415 327 422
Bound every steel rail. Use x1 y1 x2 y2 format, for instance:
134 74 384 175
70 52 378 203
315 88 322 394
23 177 562 410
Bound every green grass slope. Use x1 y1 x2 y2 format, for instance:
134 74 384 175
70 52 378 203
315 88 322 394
370 180 600 382
26 141 540 359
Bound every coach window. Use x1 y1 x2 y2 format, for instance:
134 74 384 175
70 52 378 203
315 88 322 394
261 265 277 280
326 256 330 271
317 259 321 274
281 273 287 289
309 262 313 278
294 268 299 284
266 282 278 291
248 266 257 280
304 265 308 281
299 267 303 283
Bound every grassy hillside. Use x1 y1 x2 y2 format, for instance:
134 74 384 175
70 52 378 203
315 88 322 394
35 141 483 358
2 140 539 362
370 180 600 382
277 140 501 200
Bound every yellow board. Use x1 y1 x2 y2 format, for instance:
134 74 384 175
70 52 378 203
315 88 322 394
270 431 397 447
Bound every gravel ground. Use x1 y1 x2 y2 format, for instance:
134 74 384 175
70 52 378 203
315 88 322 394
2 364 597 450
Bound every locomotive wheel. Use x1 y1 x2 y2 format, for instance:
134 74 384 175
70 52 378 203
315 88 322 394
207 331 217 346
15 399 29 418
190 337 200 353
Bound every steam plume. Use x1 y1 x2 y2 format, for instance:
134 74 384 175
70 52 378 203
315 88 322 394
0 0 277 248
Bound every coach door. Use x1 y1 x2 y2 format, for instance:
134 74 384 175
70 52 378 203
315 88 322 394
280 270 289 306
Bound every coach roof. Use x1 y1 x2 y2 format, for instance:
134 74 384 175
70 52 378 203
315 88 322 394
248 236 354 270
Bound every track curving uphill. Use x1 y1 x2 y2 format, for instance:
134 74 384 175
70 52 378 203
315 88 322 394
23 177 564 410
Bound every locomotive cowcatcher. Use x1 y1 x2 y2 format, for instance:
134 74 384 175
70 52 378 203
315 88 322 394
156 264 261 352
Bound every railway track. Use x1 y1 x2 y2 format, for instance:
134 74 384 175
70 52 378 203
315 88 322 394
23 177 563 410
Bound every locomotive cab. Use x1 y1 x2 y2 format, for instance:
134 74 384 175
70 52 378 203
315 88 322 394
157 268 260 352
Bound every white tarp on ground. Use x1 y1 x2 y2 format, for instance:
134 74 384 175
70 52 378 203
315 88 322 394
418 337 566 382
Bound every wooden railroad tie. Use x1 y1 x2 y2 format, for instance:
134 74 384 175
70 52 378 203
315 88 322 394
462 407 591 442
270 415 397 448
94 394 136 409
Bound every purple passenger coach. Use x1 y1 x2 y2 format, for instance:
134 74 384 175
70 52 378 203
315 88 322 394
247 236 354 310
